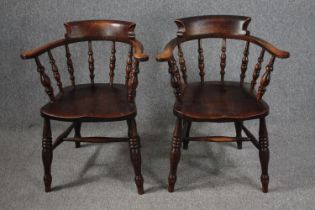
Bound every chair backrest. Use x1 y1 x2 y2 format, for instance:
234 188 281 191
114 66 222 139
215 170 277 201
156 15 289 101
21 20 148 103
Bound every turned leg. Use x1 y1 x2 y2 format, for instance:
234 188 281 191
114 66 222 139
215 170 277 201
168 118 183 192
182 121 191 150
42 117 53 192
74 122 81 148
259 117 269 193
234 121 243 149
127 118 144 195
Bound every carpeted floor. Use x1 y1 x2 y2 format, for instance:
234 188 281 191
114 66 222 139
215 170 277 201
1 120 314 210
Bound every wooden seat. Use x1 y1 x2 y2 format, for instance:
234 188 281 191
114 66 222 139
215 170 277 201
41 84 136 121
20 20 148 194
156 15 289 193
174 81 269 122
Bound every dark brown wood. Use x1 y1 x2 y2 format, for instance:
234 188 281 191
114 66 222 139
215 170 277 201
88 41 95 84
240 41 250 85
241 124 260 149
177 44 188 84
182 120 191 150
220 38 226 82
42 117 52 192
168 118 182 192
250 49 265 91
197 39 205 84
74 122 81 148
35 57 55 102
41 84 137 121
257 56 276 100
157 15 289 193
128 60 140 103
175 15 251 38
63 137 129 143
52 123 74 150
184 136 250 142
20 19 148 194
259 117 269 193
48 50 63 93
173 81 269 122
109 41 116 86
168 56 182 102
234 121 243 149
127 118 144 195
65 44 75 87
125 46 133 85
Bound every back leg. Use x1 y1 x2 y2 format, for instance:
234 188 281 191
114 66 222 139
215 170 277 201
182 121 192 150
74 122 81 148
234 121 243 149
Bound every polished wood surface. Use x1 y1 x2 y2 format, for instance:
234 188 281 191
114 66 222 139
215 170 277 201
41 84 136 121
156 15 289 193
173 81 269 122
20 19 148 194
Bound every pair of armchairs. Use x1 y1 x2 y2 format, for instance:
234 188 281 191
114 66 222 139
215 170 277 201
20 15 289 194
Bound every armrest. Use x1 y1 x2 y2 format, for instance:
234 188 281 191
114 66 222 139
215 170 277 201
130 39 149 61
155 35 290 62
20 39 66 59
244 35 290 59
156 38 179 62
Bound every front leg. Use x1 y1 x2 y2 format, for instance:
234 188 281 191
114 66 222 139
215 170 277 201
168 118 183 192
42 117 53 192
127 118 144 195
259 117 269 193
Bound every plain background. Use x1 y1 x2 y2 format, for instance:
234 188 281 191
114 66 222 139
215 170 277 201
1 0 314 209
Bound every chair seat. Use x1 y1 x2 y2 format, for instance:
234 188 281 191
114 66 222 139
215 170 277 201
173 81 269 122
41 84 136 121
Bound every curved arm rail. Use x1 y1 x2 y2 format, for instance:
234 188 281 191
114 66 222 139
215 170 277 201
21 38 148 62
156 35 290 62
21 39 66 59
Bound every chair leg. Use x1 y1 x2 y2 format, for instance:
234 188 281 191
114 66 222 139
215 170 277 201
259 117 269 193
234 121 243 149
168 118 183 192
42 117 53 192
127 118 144 195
182 121 191 150
74 122 81 148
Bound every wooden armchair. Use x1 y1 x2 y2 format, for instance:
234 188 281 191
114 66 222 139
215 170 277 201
20 20 148 194
156 15 289 193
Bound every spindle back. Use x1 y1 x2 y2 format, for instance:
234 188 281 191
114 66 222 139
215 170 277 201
156 15 289 101
21 20 148 103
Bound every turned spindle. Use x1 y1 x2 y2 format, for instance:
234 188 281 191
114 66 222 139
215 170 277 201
220 38 227 82
48 50 63 93
125 46 133 85
34 57 55 102
240 41 250 86
257 56 276 100
197 39 205 85
109 41 116 86
168 56 182 102
88 41 95 84
65 44 75 87
250 49 265 91
128 60 140 103
177 44 188 84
